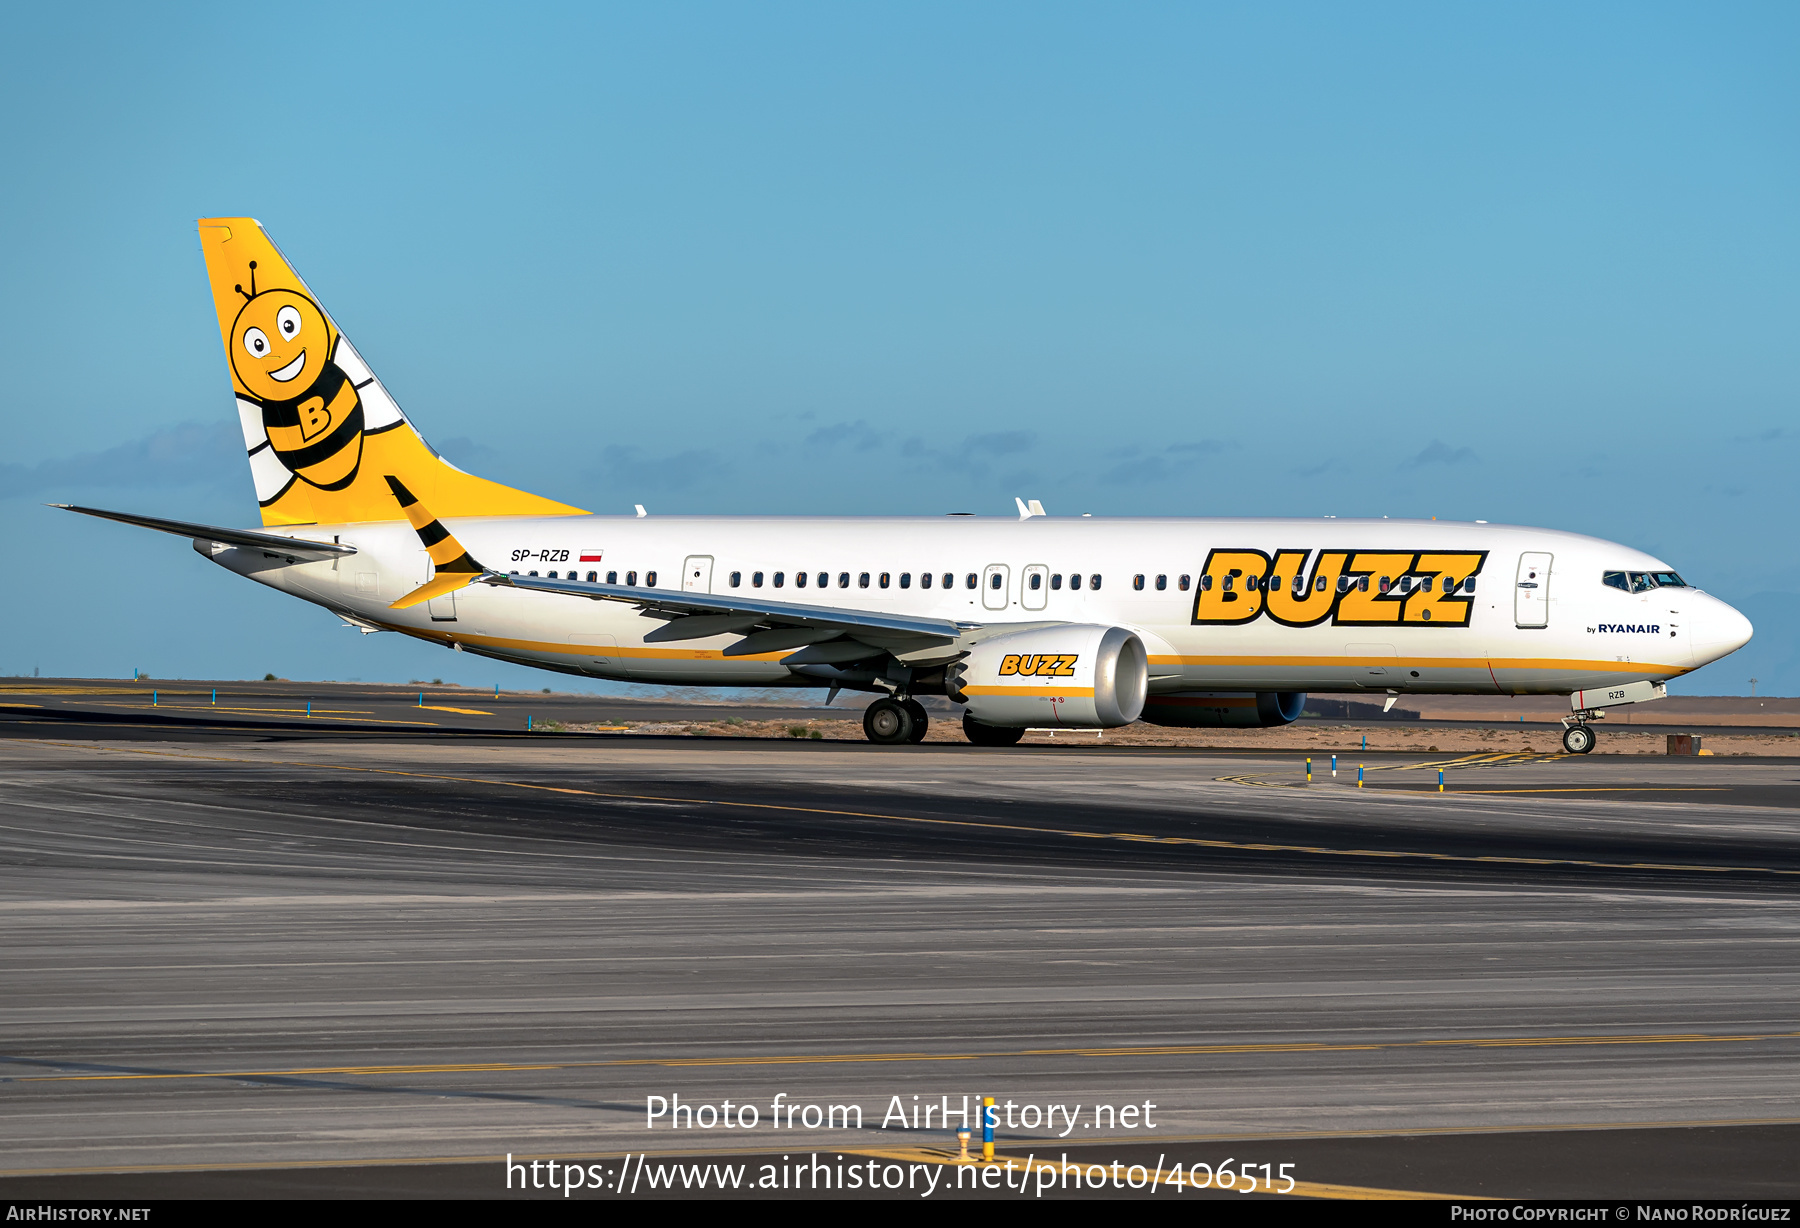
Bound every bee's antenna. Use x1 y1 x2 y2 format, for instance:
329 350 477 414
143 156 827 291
234 260 259 301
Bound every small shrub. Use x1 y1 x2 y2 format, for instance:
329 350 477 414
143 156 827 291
809 729 823 740
542 687 552 694
432 678 443 685
788 725 809 738
264 673 277 681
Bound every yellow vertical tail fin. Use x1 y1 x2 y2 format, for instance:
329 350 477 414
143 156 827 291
196 218 587 526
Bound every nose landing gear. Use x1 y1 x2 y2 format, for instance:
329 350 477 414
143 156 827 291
1560 723 1596 754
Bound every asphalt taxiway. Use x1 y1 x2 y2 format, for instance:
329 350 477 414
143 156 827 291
2 716 1798 1199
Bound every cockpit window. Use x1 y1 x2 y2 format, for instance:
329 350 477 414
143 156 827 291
1607 569 1688 593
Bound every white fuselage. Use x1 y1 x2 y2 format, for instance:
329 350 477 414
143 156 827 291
215 513 1752 696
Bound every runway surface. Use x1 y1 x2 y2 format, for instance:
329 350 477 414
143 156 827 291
2 724 1798 1198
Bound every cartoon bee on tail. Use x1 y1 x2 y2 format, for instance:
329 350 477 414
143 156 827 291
228 260 366 491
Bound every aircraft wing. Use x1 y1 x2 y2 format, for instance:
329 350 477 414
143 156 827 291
487 571 973 654
53 504 357 560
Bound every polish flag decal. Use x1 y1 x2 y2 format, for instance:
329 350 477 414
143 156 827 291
579 550 604 562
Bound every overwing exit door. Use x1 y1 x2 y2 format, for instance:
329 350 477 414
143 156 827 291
1515 552 1551 628
982 564 1010 611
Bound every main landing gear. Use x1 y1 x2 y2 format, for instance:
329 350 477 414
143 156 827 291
863 697 930 745
1561 723 1597 754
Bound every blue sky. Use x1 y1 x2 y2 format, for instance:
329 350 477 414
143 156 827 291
3 3 1797 694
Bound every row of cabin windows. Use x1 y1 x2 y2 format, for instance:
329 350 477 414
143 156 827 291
510 570 654 585
507 567 1471 597
1200 573 1475 594
721 571 1114 591
728 571 972 590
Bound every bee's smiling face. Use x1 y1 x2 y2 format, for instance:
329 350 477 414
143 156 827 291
229 290 331 401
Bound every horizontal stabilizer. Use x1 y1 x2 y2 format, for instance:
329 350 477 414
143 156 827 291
52 504 354 559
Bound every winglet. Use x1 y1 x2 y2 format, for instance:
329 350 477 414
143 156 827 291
386 476 489 610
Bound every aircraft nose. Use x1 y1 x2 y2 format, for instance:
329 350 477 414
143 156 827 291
1690 595 1753 666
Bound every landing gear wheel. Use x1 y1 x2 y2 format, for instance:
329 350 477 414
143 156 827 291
963 712 1025 747
863 698 914 745
902 699 929 743
1562 724 1596 754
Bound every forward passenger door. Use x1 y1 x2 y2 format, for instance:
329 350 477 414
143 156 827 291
1515 553 1551 628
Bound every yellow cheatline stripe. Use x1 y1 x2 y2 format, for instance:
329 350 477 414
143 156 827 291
18 1030 1800 1084
1146 653 1684 674
34 742 1800 879
960 685 1096 698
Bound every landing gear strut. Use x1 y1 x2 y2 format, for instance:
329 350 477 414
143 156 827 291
1561 723 1597 754
901 699 929 743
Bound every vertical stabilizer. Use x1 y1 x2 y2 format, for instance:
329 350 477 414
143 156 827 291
196 218 586 526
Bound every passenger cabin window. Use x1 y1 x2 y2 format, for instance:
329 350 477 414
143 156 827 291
646 571 657 586
774 571 785 588
730 571 741 587
606 570 618 584
1029 573 1042 590
1155 574 1167 591
859 572 871 588
922 573 933 589
965 573 977 589
942 573 953 589
1133 574 1145 590
817 572 827 588
528 570 538 577
795 571 807 588
1465 577 1477 593
1200 574 1211 591
1071 574 1083 591
1090 575 1102 591
898 572 910 588
989 573 1002 590
547 571 557 579
1051 574 1063 590
587 571 598 583
880 573 892 589
839 572 850 588
626 570 638 586
752 571 764 588
1179 574 1191 591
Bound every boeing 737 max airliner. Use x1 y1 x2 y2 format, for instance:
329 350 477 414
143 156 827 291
58 219 1753 750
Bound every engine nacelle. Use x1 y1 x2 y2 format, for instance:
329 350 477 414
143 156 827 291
1141 691 1308 728
948 625 1148 728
